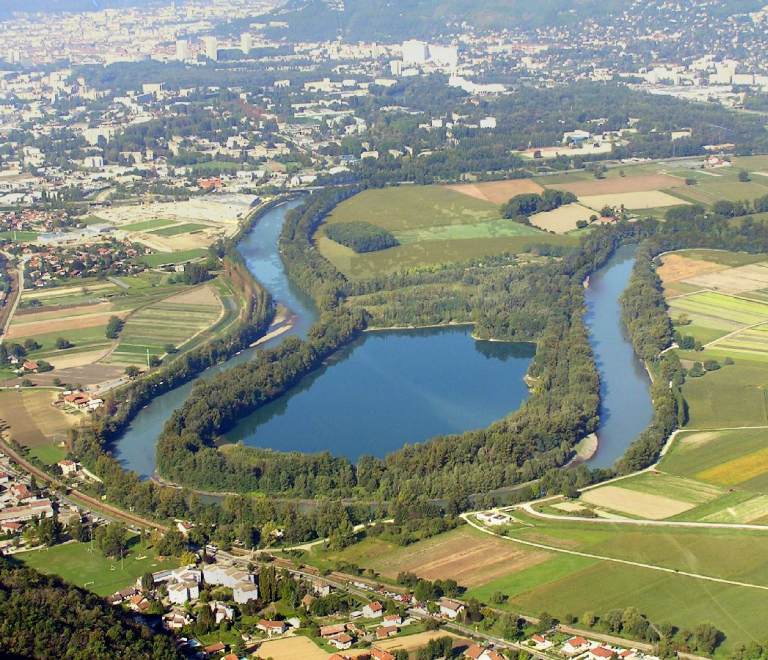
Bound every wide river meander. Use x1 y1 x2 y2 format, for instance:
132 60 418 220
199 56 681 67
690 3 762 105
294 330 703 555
112 202 653 479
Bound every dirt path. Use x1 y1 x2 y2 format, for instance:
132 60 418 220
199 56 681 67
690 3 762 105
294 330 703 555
462 513 768 592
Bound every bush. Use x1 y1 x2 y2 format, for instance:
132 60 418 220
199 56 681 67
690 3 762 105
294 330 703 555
105 315 123 339
55 337 73 350
689 362 705 377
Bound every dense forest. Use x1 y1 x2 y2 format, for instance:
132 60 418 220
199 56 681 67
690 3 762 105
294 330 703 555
0 556 181 659
325 221 400 253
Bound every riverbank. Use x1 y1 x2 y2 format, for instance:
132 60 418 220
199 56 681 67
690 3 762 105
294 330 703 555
567 433 599 466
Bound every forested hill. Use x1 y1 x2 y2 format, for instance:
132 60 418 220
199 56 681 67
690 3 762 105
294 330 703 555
238 0 762 42
0 557 181 660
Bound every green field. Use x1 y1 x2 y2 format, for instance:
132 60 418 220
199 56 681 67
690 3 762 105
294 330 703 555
662 428 768 492
0 230 38 241
17 538 179 597
150 222 208 237
679 360 768 428
107 290 222 364
138 249 208 267
121 218 176 232
318 186 575 278
27 443 68 465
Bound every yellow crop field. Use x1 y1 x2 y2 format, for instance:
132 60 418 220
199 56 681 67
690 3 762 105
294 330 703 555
696 446 768 486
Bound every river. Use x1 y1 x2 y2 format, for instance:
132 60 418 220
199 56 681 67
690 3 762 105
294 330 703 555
112 198 317 479
583 244 654 469
113 201 652 478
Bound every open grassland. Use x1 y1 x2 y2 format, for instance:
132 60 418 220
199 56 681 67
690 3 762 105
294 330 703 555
21 281 122 307
527 203 595 234
17 538 179 597
611 472 723 505
0 230 37 241
150 222 209 237
679 263 768 295
680 360 768 428
326 186 503 232
510 559 768 652
318 186 575 278
391 219 540 244
318 233 574 279
445 179 544 204
0 389 77 447
107 283 223 365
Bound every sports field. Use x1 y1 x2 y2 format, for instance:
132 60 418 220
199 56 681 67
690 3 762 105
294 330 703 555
121 218 176 232
138 249 208 267
150 222 209 237
17 538 179 597
318 186 576 278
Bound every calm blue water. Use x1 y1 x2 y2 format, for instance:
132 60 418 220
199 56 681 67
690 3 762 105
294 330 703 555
223 327 535 461
583 244 654 469
112 199 318 479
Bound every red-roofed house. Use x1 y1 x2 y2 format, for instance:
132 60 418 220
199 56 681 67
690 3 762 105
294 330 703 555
563 637 592 656
363 601 384 618
329 633 354 650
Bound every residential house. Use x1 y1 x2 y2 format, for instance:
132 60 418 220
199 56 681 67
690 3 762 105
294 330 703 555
363 601 384 618
329 633 354 650
1 521 22 534
176 520 194 536
371 649 396 660
320 624 347 638
168 580 199 605
257 620 288 636
162 611 193 631
302 594 316 610
209 601 234 625
439 598 465 619
563 637 592 656
234 581 259 604
383 615 402 627
587 646 618 660
376 627 398 640
529 635 554 651
202 642 226 656
58 460 78 476
476 512 511 526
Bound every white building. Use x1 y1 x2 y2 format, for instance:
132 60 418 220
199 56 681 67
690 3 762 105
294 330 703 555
402 40 429 65
363 601 384 618
439 598 465 619
175 39 189 61
209 601 234 625
241 33 253 54
430 45 459 68
202 36 218 61
234 582 259 604
479 117 497 129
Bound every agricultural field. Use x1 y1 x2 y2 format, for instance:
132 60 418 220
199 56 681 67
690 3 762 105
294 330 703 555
17 537 179 597
0 388 77 447
106 283 224 365
547 173 687 197
445 179 544 204
579 191 688 211
579 485 695 519
527 203 595 234
318 186 576 278
661 428 768 494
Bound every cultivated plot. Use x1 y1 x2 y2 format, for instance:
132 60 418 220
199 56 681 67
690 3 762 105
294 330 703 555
579 191 689 210
580 485 695 519
445 179 544 204
528 203 595 234
547 173 687 197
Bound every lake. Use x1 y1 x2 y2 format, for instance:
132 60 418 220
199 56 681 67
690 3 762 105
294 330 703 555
222 326 535 461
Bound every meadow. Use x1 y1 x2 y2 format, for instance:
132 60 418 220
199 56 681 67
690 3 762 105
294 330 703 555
318 185 576 278
120 218 176 232
137 248 208 267
17 537 179 597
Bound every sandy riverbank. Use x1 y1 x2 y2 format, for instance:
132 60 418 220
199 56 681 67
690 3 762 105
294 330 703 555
567 433 599 466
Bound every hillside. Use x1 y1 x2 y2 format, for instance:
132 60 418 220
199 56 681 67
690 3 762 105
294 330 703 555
0 556 181 660
235 0 762 43
0 0 172 19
